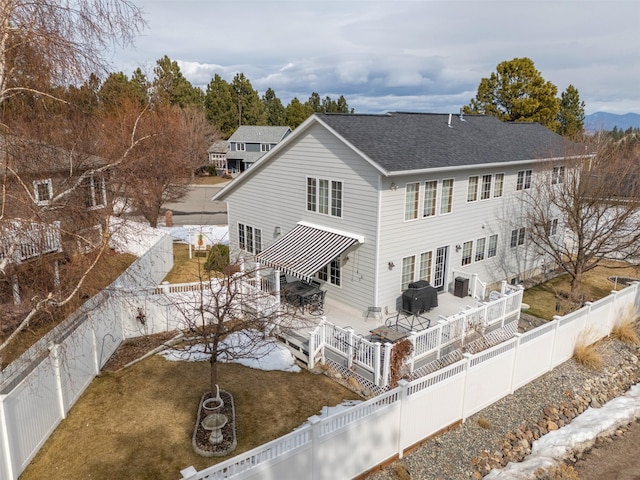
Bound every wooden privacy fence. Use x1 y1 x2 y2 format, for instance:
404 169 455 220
181 283 640 480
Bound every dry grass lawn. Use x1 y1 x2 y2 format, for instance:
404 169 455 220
21 356 360 480
163 243 214 284
523 261 640 320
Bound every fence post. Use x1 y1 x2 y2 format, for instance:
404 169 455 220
461 353 473 422
308 415 322 480
0 394 14 480
48 342 67 419
373 341 382 386
509 333 522 394
381 342 393 388
549 316 561 370
396 380 410 458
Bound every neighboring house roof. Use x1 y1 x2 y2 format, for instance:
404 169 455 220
226 126 292 164
207 140 228 154
214 112 590 200
317 112 586 173
227 125 291 144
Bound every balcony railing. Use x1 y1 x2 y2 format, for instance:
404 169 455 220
0 220 62 265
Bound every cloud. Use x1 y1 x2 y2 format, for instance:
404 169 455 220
110 0 640 115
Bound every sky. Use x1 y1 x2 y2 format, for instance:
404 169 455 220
110 1 640 116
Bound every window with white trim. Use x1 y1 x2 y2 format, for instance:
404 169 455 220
238 223 262 254
461 241 473 266
82 173 106 209
467 176 478 202
481 175 492 200
318 258 341 286
440 179 454 214
516 170 532 190
307 177 343 217
475 237 486 262
260 143 272 152
493 173 504 197
488 234 498 258
552 166 565 185
34 179 53 205
401 255 415 290
419 251 432 283
235 143 245 151
404 182 420 220
510 227 525 247
548 218 559 235
423 180 437 217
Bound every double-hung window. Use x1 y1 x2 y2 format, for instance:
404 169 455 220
401 256 415 290
238 223 262 254
440 179 454 214
404 182 420 220
260 143 272 152
516 170 532 191
307 177 343 217
423 180 437 217
235 143 245 151
488 234 498 258
475 237 486 262
467 176 478 202
552 166 565 185
82 173 106 209
461 241 473 266
493 173 504 197
481 175 492 200
510 227 526 247
548 218 559 236
34 179 53 205
419 251 432 283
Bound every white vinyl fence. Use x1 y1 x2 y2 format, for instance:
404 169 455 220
0 221 173 480
181 283 640 480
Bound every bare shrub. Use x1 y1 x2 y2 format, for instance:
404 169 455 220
612 305 640 345
477 417 491 429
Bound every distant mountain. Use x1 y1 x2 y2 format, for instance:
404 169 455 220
585 112 640 132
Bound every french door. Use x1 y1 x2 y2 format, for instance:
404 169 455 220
433 246 448 291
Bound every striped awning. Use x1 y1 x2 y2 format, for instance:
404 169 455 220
256 222 363 281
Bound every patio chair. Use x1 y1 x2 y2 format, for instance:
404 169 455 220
308 290 326 316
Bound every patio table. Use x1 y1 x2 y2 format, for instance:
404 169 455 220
281 280 323 313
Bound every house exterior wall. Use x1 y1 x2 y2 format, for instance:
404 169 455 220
376 162 554 312
224 123 381 313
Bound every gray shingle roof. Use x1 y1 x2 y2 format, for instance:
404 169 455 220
227 126 291 144
317 112 586 173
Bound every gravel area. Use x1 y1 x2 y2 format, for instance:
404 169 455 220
364 319 640 480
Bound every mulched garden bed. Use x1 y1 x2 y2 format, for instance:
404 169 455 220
193 390 237 457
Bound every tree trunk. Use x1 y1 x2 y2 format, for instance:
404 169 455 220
209 355 218 395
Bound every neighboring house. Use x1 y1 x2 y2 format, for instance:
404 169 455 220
0 137 109 306
225 125 292 174
214 112 590 315
206 140 228 174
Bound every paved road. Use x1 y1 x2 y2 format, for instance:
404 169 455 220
160 185 228 226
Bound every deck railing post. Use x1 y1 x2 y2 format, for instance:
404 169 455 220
373 341 382 385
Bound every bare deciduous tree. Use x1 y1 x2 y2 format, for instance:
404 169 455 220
523 138 640 298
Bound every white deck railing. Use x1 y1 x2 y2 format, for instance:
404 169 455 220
0 220 62 265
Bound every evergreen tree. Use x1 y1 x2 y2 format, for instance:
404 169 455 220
204 74 236 137
153 55 204 109
307 92 322 112
557 84 585 140
285 97 314 129
262 88 287 126
231 72 265 127
463 57 560 131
